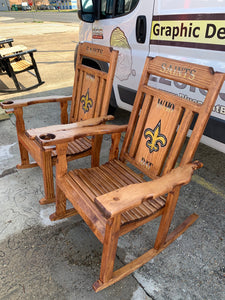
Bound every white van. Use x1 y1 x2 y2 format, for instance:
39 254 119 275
76 0 225 153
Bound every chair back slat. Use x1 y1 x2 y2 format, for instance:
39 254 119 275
120 56 225 178
69 42 118 123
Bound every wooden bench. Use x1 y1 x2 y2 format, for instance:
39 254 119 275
0 44 44 92
25 56 225 291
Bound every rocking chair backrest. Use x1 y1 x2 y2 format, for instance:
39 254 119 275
69 42 118 123
120 56 225 179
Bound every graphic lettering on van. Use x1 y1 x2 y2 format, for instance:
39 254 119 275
160 63 196 80
110 27 135 81
150 14 225 52
144 120 167 153
80 89 93 113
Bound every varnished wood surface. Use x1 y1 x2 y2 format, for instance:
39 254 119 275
26 115 114 139
0 42 119 204
95 161 202 218
49 55 225 291
1 95 72 109
0 44 27 57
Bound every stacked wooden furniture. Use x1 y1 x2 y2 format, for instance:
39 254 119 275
1 42 118 204
26 56 224 291
0 43 44 92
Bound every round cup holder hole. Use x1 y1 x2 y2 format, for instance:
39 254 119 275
3 101 14 105
39 133 56 140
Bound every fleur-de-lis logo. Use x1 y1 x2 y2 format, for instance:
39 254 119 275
80 89 93 113
144 120 167 153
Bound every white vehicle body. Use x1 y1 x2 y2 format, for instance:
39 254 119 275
77 0 225 153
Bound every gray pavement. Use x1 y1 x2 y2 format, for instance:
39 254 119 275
0 15 225 300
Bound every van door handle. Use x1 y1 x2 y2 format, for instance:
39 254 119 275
136 15 147 43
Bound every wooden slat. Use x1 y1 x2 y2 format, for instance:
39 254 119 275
129 94 153 158
58 174 106 243
148 56 215 90
162 109 195 175
79 64 108 80
51 137 92 157
94 78 106 117
95 161 202 219
79 42 116 63
64 159 166 228
0 44 27 57
142 85 201 112
73 68 84 121
11 60 32 72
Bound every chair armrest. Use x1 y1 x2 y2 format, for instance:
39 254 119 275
95 161 203 219
0 38 14 46
0 48 37 59
0 95 72 109
27 120 128 146
26 115 115 139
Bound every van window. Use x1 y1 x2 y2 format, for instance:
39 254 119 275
81 0 94 13
100 0 139 18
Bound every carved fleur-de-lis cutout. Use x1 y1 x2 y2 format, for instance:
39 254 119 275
80 89 93 113
144 120 167 153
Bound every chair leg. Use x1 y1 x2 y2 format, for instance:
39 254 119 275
17 141 30 167
93 216 121 290
7 60 21 91
30 52 43 85
91 135 103 167
49 184 78 220
40 150 55 205
93 213 198 292
154 188 180 250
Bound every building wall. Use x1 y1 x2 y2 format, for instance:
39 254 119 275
54 0 77 9
0 0 10 10
8 0 76 9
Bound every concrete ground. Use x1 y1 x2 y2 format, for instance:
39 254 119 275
0 15 225 300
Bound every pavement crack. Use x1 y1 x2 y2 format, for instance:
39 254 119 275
0 167 17 178
115 253 154 299
131 273 155 300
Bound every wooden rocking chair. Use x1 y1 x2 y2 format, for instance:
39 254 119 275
0 42 118 204
0 45 44 92
25 56 225 291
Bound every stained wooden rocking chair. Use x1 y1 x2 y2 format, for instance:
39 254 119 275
26 56 224 291
0 42 118 204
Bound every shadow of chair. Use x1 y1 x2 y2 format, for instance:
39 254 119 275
26 56 224 291
1 42 118 204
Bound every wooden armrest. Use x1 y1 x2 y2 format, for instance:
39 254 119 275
26 115 115 139
1 48 37 60
0 95 72 109
0 45 27 57
0 38 13 45
95 161 203 218
29 121 128 146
